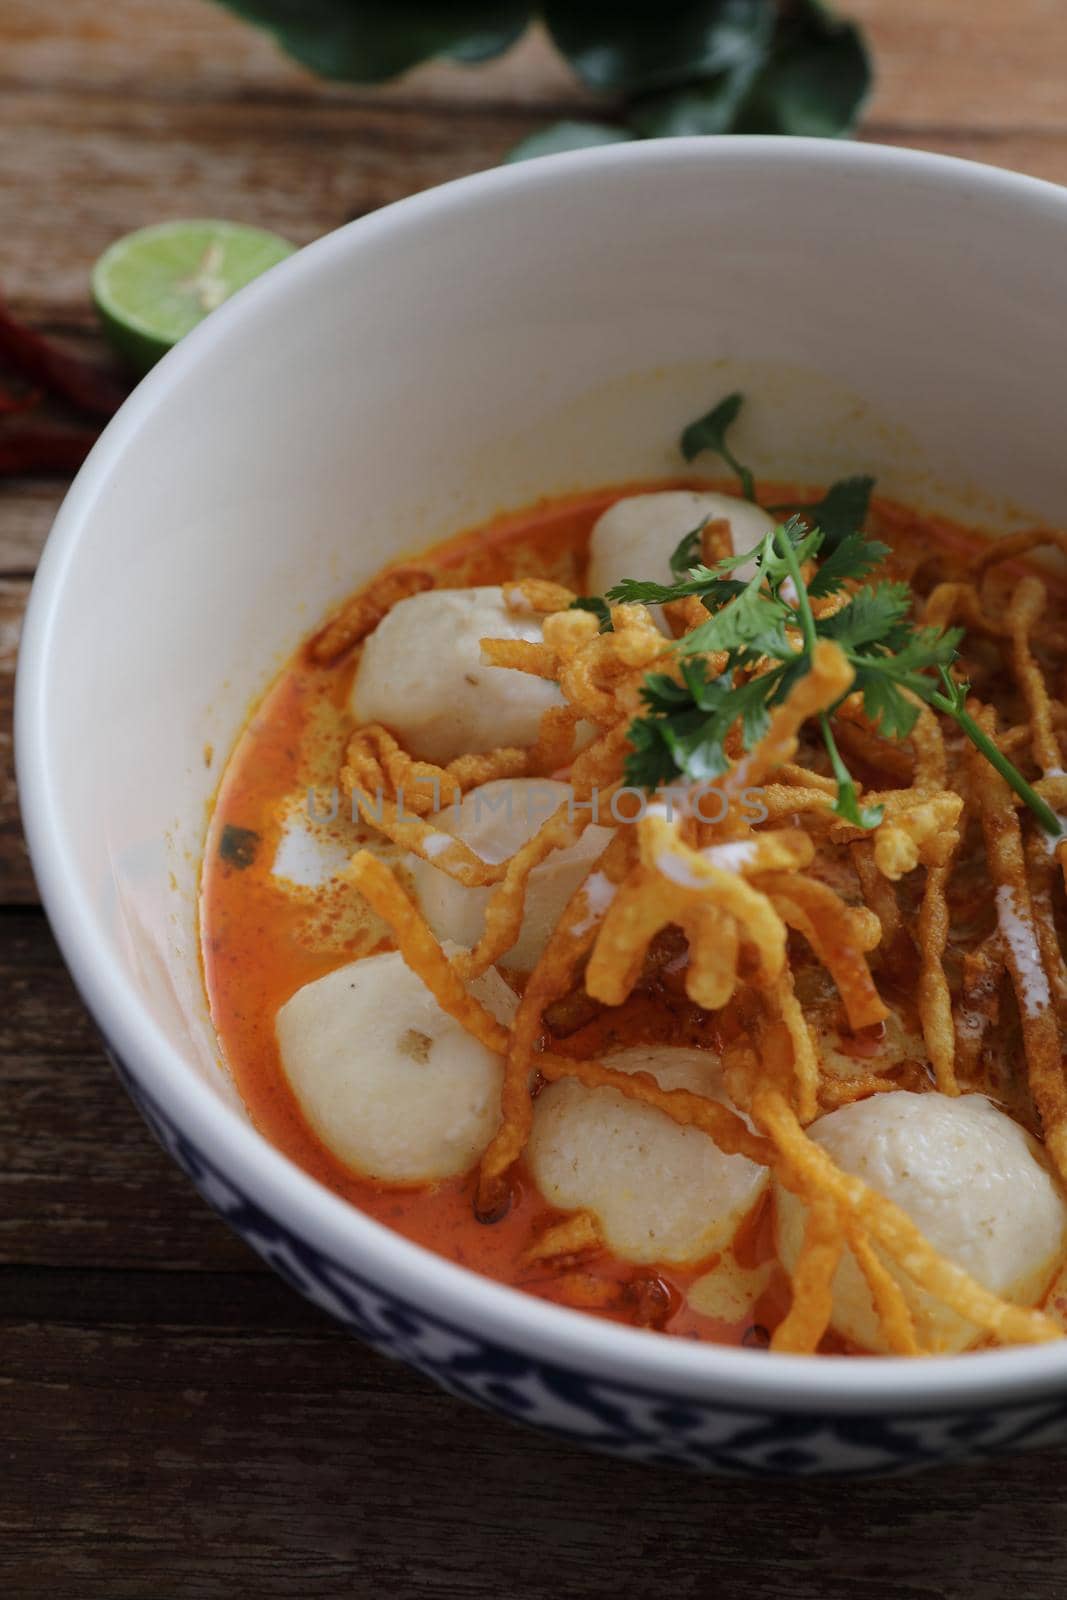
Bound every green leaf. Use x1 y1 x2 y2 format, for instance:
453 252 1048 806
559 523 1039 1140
640 670 695 714
607 562 731 606
819 714 883 829
679 391 756 500
624 713 688 789
851 670 921 741
669 520 708 578
506 120 634 163
626 658 784 788
807 532 888 598
215 1 530 82
448 17 529 61
805 474 875 549
734 0 872 137
725 668 778 748
761 517 822 587
818 583 912 651
629 62 761 136
544 0 773 97
677 567 788 656
569 595 614 632
830 778 884 831
660 709 736 782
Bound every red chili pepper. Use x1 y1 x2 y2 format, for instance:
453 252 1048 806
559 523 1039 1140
0 297 127 419
0 426 98 475
0 383 42 415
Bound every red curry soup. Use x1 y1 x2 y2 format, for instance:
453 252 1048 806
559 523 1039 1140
201 397 1067 1356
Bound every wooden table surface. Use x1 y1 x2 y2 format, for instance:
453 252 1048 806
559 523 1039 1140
6 3 1067 1595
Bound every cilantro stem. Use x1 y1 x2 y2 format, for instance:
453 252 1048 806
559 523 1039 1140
725 451 756 503
773 523 818 656
819 712 885 829
773 523 881 830
929 688 1064 840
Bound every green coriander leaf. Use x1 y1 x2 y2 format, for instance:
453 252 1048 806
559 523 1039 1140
659 708 735 782
628 659 785 789
807 532 889 598
609 527 793 608
677 570 789 656
639 670 697 714
851 670 921 741
569 595 614 632
880 625 964 680
624 712 689 789
817 583 911 651
607 562 732 606
820 714 883 830
668 520 707 578
729 668 780 748
761 517 823 589
831 781 885 830
807 475 875 550
769 477 876 551
679 391 756 500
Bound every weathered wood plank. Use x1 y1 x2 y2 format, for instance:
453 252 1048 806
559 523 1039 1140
850 0 1067 132
0 912 256 1269
0 1266 402 1387
2 1292 1067 1600
0 479 65 574
0 92 543 315
0 3 584 109
0 1044 253 1271
6 88 1067 323
874 128 1067 186
0 580 34 902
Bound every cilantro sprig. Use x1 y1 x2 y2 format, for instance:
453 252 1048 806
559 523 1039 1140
613 516 945 827
680 392 756 501
611 509 1062 839
679 391 875 554
601 393 1065 839
927 667 1063 838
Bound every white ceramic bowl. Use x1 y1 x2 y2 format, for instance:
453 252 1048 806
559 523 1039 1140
17 138 1067 1475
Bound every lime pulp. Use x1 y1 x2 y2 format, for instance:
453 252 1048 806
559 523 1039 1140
92 219 296 375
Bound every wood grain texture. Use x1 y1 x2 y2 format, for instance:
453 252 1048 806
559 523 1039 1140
5 1312 1067 1600
0 581 33 902
5 2 1067 1593
0 913 251 1269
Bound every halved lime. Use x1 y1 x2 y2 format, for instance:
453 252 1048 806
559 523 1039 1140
92 219 296 375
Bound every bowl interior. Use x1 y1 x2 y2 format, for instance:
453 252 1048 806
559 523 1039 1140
19 138 1067 1401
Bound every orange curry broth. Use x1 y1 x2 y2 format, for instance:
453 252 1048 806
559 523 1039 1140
200 477 1047 1349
